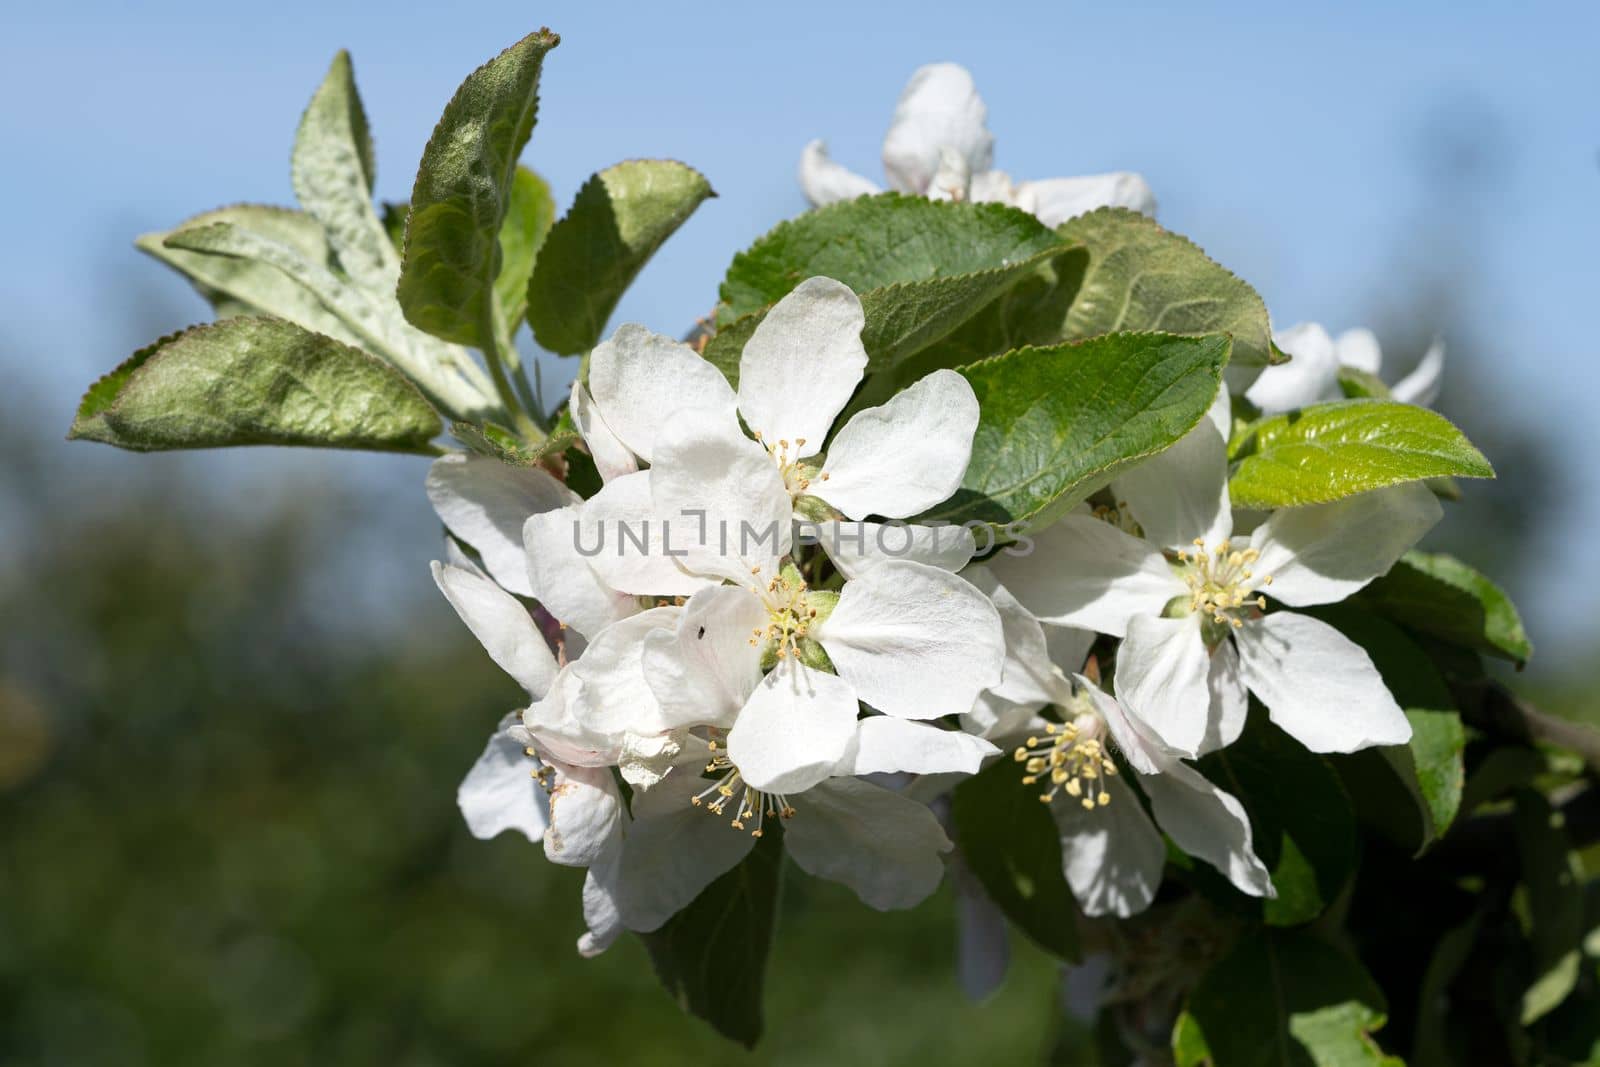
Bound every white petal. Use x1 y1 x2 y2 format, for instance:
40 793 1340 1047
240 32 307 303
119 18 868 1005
798 139 882 206
426 452 574 597
987 513 1183 636
569 380 638 483
641 585 767 731
810 521 977 580
737 277 868 456
1233 611 1412 752
819 369 980 519
1045 624 1097 679
1247 322 1342 415
834 717 999 776
578 470 710 597
953 856 1011 1001
726 659 860 793
1076 674 1171 777
1140 761 1273 899
1112 414 1232 552
784 776 953 910
577 856 624 957
618 729 686 790
818 560 1005 720
1012 172 1158 226
1051 774 1165 918
523 505 639 640
561 607 683 758
881 63 994 195
1389 338 1446 408
1335 327 1384 375
431 561 558 698
612 773 758 932
925 146 972 202
544 761 624 868
587 323 736 463
457 729 550 842
968 168 1016 205
1250 482 1443 607
1197 637 1248 756
650 412 793 583
964 568 1071 710
1112 614 1212 757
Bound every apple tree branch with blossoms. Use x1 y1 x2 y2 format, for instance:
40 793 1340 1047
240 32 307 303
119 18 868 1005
68 27 1598 1066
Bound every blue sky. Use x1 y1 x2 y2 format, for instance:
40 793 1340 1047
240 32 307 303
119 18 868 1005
3 1 1597 659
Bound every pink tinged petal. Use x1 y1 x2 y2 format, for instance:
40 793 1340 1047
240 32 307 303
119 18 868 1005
457 729 551 843
726 659 860 793
987 513 1184 636
641 585 767 732
426 452 575 597
569 380 638 483
783 776 953 910
881 62 994 194
818 369 979 519
650 412 794 583
1247 322 1342 415
1335 327 1384 375
1250 482 1443 607
1139 761 1274 899
1390 338 1446 408
737 277 868 455
1113 414 1232 552
1233 611 1412 752
544 761 624 868
612 772 758 932
953 854 1011 1001
578 470 710 597
1197 637 1248 757
1050 774 1165 918
521 671 614 768
587 323 736 463
1012 172 1158 226
523 505 639 641
834 717 999 777
1112 614 1212 758
813 521 978 581
564 607 683 756
431 561 558 698
818 560 1005 720
798 139 882 207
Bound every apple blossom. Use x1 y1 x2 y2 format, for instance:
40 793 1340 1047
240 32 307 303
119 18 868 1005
1247 322 1446 415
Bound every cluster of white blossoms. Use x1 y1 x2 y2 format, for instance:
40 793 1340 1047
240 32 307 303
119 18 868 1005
429 269 1442 958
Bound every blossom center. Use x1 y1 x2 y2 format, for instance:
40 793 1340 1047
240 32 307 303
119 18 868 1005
749 569 819 661
752 431 828 496
1176 538 1272 629
1013 709 1118 810
690 740 796 836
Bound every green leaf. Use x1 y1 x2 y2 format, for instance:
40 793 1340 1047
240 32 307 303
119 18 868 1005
137 204 365 348
949 751 1081 963
1197 708 1356 926
527 159 714 354
1358 550 1532 666
450 421 575 467
398 28 560 347
291 51 398 291
1176 929 1400 1066
1412 905 1488 1066
919 332 1228 529
68 317 441 453
1337 366 1391 399
1229 400 1494 508
1514 789 1586 1025
494 166 556 338
1056 207 1278 369
1312 605 1465 852
639 829 781 1048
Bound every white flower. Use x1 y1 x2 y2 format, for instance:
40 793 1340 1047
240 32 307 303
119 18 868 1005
799 63 1157 226
987 408 1438 758
967 572 1274 919
1247 322 1446 415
